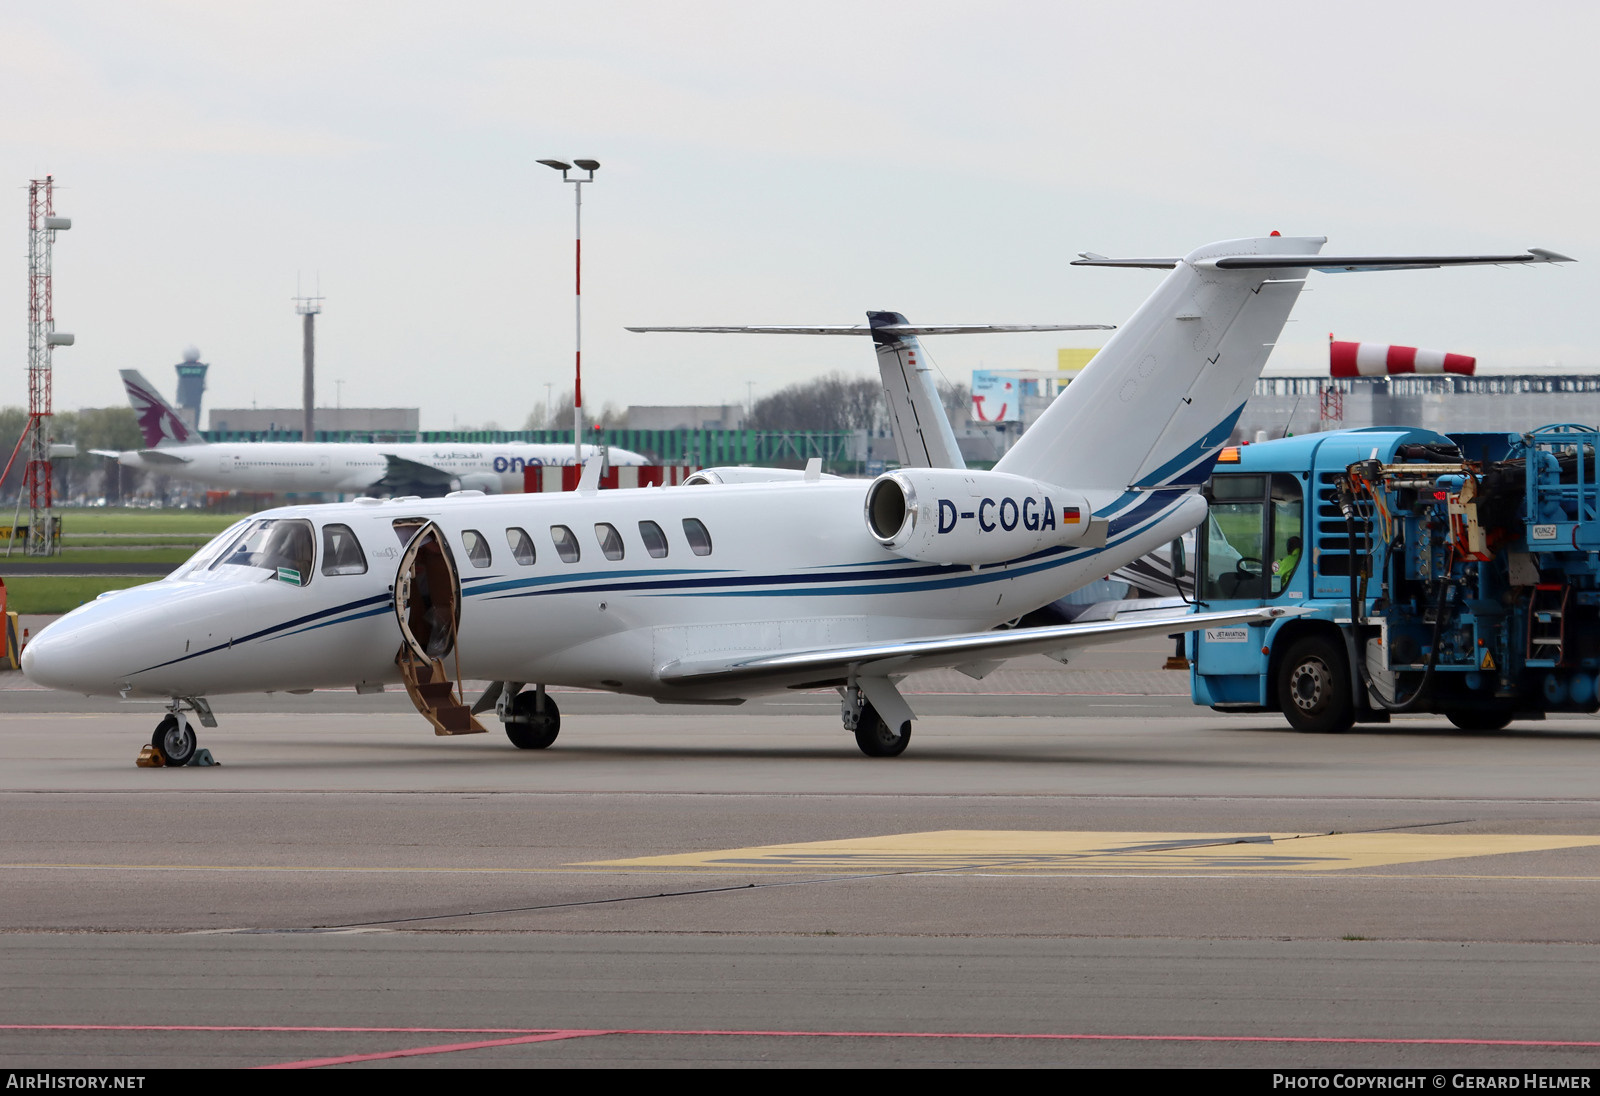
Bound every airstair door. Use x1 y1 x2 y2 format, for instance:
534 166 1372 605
392 521 484 735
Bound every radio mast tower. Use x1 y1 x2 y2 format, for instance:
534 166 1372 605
23 177 71 556
293 284 323 442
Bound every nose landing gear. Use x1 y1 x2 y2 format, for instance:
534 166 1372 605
147 698 216 767
151 713 197 767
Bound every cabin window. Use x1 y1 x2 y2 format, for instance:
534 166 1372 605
321 524 367 576
550 524 581 564
506 527 536 566
682 517 713 556
595 522 625 561
461 529 492 569
211 518 315 587
638 520 669 558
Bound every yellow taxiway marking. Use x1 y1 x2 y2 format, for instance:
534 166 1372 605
582 830 1600 874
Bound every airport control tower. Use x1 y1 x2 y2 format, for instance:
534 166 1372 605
173 347 208 431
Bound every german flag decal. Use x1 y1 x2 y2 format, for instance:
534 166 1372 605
1062 505 1081 524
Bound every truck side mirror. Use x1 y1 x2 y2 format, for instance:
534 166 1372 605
1170 537 1187 578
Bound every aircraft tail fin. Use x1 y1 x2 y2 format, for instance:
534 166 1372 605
120 370 200 449
996 237 1571 493
866 311 965 469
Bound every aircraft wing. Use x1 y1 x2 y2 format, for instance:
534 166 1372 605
626 324 1114 335
658 605 1300 688
87 449 124 459
374 454 457 492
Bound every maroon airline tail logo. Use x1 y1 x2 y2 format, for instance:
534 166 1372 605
124 378 193 447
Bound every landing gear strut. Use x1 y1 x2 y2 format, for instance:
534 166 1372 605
502 685 560 750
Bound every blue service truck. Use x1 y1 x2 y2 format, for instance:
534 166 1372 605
1187 423 1600 732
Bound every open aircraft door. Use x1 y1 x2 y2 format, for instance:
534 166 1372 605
392 521 485 736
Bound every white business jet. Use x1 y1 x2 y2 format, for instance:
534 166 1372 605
25 235 1570 764
93 370 649 496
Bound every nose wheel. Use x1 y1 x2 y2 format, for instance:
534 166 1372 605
151 714 198 767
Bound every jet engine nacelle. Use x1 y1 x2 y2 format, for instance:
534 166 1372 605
864 468 1094 565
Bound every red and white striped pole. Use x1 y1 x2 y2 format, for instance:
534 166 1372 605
539 159 600 465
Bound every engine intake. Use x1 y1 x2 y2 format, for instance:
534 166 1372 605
864 469 1095 565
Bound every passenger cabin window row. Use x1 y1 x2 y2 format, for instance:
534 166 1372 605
473 518 714 567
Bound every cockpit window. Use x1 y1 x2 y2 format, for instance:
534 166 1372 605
211 518 315 586
507 527 536 566
321 524 368 576
682 518 713 556
170 519 251 579
595 522 625 561
461 529 492 569
550 525 580 564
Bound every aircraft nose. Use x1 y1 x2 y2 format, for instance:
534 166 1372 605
19 616 124 694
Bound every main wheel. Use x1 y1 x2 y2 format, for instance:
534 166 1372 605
853 701 911 758
151 714 197 767
1448 710 1514 733
1277 635 1354 734
505 691 560 749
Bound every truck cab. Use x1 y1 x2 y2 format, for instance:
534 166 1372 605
1189 424 1600 733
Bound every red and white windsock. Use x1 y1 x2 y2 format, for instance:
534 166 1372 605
1330 340 1475 377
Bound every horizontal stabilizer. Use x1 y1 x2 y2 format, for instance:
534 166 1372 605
1071 254 1182 269
134 448 192 466
659 605 1303 688
87 449 123 459
627 323 1113 335
1074 248 1574 272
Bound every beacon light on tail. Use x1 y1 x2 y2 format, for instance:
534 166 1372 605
1330 340 1476 377
864 468 1096 566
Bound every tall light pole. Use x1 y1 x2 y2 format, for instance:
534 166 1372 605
538 158 599 464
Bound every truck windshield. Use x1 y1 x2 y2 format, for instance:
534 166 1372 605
1201 473 1302 601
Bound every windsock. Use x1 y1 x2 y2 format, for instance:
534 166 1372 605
1330 340 1475 377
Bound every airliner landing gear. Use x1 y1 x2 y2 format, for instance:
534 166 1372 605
151 713 197 767
503 686 560 750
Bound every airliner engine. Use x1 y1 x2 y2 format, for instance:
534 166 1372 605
864 468 1095 565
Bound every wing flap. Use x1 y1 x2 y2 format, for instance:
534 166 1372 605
658 605 1303 688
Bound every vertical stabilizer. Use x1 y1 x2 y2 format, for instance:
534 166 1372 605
121 369 201 449
868 311 966 469
996 235 1322 491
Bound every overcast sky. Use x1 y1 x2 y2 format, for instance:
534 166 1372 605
4 1 1598 430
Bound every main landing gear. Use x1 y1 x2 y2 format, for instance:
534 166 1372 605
500 684 561 750
841 683 913 758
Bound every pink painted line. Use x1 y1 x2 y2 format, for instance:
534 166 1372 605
261 1030 608 1069
9 1023 1600 1069
0 1025 555 1034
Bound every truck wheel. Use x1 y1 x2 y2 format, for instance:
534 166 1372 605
1277 636 1354 734
1447 710 1513 733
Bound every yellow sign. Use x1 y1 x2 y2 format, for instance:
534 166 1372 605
584 830 1600 875
1057 348 1099 374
